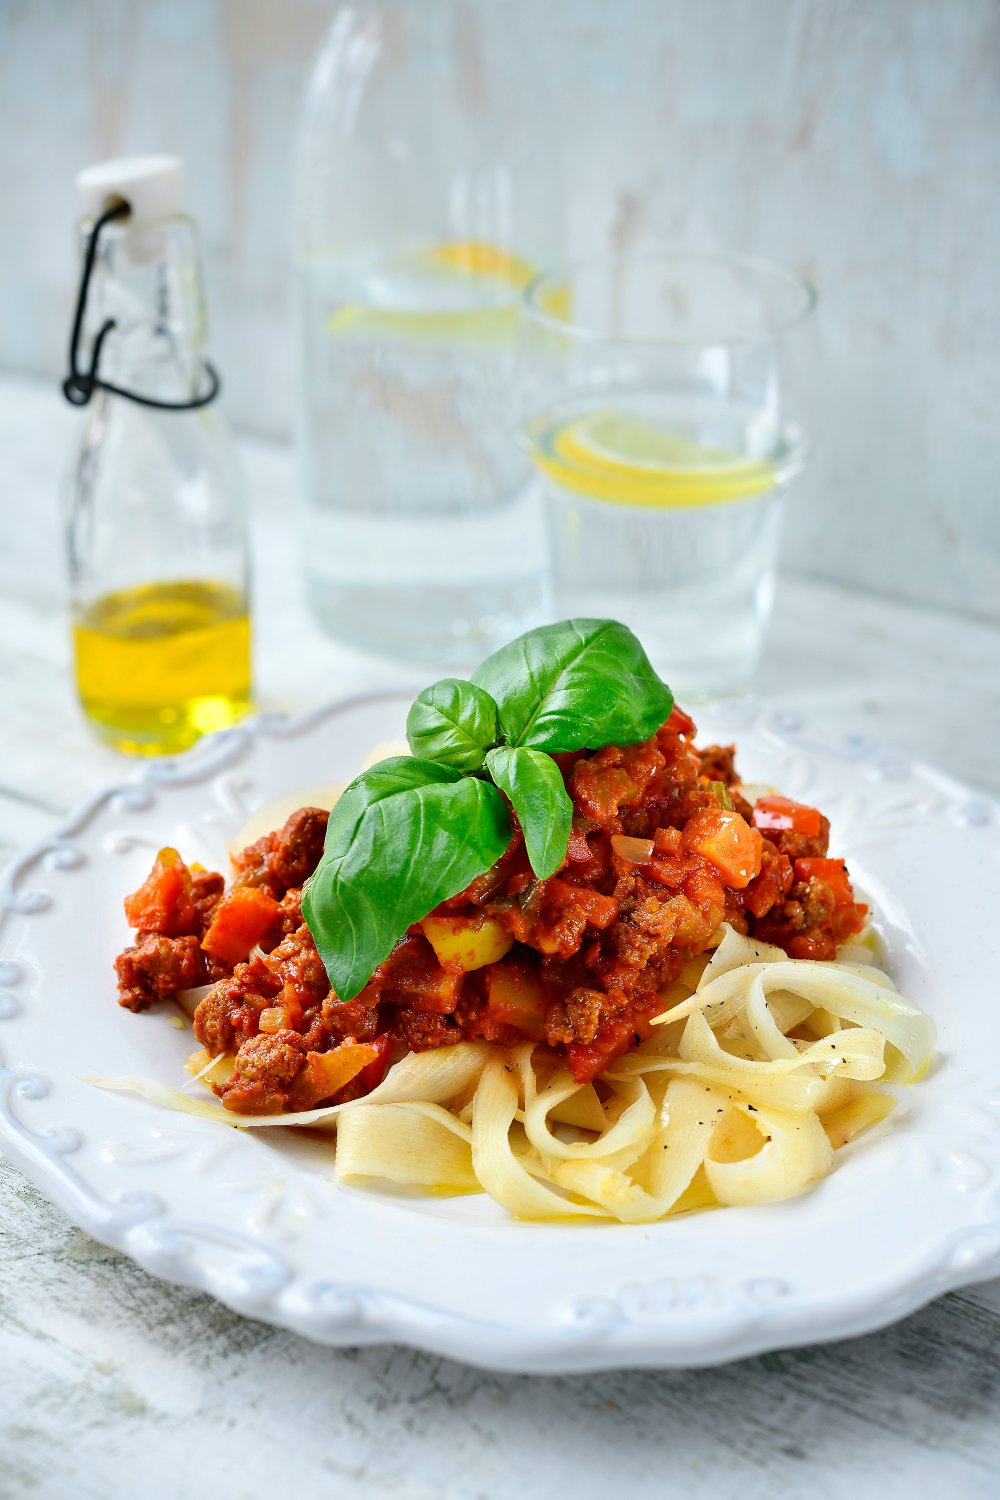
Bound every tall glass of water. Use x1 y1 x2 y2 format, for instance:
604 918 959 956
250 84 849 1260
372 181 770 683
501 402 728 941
520 254 817 694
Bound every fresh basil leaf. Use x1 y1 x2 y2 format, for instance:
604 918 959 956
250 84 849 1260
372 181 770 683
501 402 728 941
303 757 511 1002
485 745 573 880
405 677 500 772
472 618 674 752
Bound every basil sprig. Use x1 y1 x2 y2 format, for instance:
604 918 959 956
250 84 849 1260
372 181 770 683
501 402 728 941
302 758 511 1004
304 619 673 1001
405 677 500 771
472 618 674 752
485 745 572 881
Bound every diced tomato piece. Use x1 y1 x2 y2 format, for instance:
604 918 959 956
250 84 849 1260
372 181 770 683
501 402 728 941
296 1041 378 1108
356 1032 394 1095
753 795 822 837
794 857 854 907
201 886 281 965
742 849 794 918
664 705 695 739
566 827 592 862
123 848 196 935
786 931 838 961
618 741 664 800
573 765 638 820
682 863 726 916
546 880 619 929
567 1019 636 1083
485 962 549 1040
682 809 762 889
442 859 511 909
652 825 682 855
832 902 866 943
382 940 461 1014
645 852 699 888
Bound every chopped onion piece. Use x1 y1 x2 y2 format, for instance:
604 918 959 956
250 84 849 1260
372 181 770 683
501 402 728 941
175 984 212 1019
611 834 655 865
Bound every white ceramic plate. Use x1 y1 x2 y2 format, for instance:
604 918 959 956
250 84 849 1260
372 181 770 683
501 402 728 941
2 691 998 1373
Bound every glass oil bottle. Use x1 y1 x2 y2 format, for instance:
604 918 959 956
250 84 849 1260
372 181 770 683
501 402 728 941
63 155 252 755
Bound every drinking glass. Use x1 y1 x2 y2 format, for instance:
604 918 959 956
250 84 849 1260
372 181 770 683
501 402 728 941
519 253 817 695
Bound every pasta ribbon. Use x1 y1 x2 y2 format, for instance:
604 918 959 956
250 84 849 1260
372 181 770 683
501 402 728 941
89 929 935 1223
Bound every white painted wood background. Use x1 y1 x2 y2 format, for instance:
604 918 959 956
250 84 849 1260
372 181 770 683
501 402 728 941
0 0 998 624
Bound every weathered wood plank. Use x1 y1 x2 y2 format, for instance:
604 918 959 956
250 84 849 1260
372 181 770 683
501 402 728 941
1 1155 999 1500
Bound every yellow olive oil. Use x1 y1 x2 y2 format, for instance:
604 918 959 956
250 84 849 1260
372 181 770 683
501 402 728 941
73 579 252 755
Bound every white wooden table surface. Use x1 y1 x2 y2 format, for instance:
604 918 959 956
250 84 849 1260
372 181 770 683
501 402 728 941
2 373 1000 1500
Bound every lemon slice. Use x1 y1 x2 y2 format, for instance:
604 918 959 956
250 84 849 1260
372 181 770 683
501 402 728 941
537 408 777 509
425 241 536 287
325 241 535 343
558 411 749 474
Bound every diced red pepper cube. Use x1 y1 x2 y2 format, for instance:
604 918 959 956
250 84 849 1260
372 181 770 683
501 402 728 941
794 857 854 907
123 848 196 935
201 886 281 965
682 809 762 889
664 705 695 739
356 1032 395 1096
546 880 618 929
566 827 592 862
753 795 822 837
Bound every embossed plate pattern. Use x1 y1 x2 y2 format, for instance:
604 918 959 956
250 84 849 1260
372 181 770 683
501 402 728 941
1 691 998 1372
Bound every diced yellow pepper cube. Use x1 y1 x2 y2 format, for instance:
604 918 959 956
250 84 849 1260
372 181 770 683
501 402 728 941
420 914 513 972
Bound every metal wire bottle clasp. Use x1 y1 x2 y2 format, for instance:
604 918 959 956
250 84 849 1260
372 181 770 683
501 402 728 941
62 201 220 411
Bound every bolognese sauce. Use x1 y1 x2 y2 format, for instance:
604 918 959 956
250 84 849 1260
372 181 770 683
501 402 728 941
114 706 866 1115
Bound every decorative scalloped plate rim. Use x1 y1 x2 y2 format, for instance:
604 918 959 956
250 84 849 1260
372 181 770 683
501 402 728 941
1 690 999 1374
